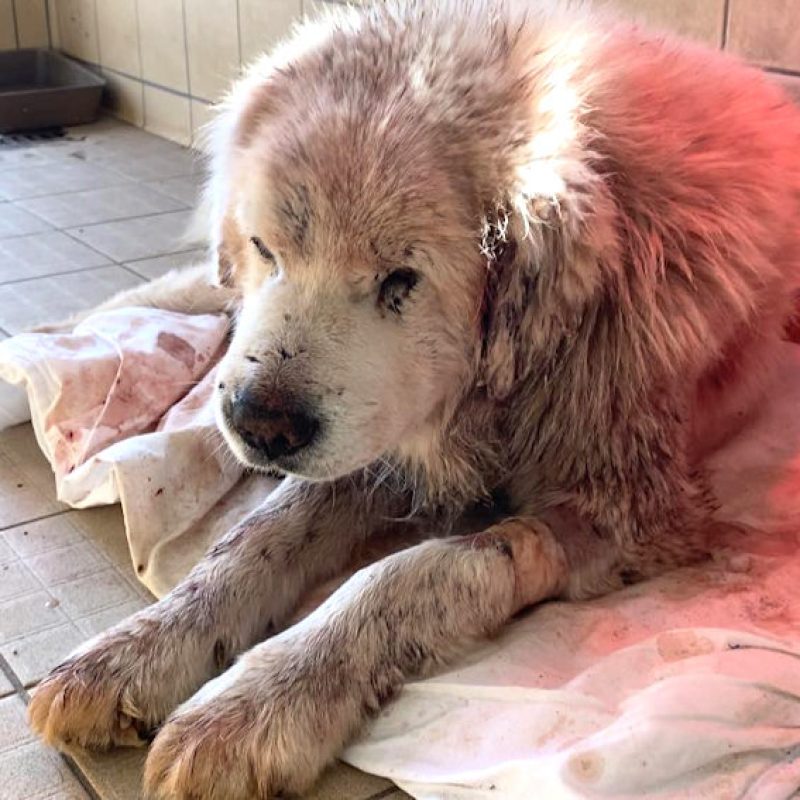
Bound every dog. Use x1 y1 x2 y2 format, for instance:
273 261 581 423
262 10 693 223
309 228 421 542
28 1 800 797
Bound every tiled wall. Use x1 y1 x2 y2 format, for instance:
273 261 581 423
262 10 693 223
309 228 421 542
0 0 50 50
18 1 800 147
36 0 318 148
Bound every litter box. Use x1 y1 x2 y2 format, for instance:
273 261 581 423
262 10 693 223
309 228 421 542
0 49 105 133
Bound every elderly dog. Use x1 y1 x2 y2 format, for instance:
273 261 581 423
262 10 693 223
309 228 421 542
28 1 800 797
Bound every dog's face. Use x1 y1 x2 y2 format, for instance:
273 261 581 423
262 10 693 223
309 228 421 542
214 101 485 480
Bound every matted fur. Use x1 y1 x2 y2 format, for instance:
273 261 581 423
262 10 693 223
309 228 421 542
29 2 800 797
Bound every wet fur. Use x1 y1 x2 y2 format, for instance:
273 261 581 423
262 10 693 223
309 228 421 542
29 1 800 797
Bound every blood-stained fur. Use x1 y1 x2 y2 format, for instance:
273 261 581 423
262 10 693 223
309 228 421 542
29 1 800 797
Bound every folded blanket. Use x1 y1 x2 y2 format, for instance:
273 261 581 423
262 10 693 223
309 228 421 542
2 307 800 799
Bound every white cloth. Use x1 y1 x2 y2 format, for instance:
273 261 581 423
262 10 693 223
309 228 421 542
1 308 800 799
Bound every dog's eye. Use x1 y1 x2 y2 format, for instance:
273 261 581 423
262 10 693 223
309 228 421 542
250 236 275 263
378 268 419 314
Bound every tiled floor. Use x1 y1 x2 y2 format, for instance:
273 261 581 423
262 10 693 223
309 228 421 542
0 118 406 800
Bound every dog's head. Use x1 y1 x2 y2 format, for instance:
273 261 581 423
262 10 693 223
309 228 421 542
208 6 601 480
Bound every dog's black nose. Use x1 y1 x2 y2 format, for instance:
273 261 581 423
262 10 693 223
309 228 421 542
230 392 318 459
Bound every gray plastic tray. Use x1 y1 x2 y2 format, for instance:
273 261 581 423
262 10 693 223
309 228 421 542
0 48 106 133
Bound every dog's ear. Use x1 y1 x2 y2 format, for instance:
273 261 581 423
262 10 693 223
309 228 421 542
479 208 534 401
479 193 601 401
203 66 280 290
215 213 247 289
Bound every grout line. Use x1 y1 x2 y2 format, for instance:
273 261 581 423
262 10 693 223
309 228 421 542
90 0 101 66
60 751 105 800
0 662 103 800
721 0 731 50
765 65 800 79
181 0 193 99
43 0 53 50
181 0 195 142
66 53 216 105
235 0 243 74
0 242 198 289
3 649 103 800
1 199 194 242
0 264 119 287
0 508 68 533
120 263 151 281
126 245 203 266
10 0 19 48
0 651 26 695
133 0 144 82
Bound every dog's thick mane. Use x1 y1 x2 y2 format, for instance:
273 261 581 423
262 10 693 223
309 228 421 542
345 0 800 525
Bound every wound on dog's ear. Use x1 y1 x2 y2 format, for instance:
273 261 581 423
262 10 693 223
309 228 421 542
216 214 245 288
217 248 235 287
480 213 527 400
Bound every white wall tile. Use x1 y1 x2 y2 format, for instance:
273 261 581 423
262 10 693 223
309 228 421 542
601 0 725 46
0 0 17 49
239 0 302 65
102 68 145 126
57 0 99 63
138 0 188 92
727 0 800 72
144 84 192 146
14 0 49 47
184 0 240 101
96 0 140 75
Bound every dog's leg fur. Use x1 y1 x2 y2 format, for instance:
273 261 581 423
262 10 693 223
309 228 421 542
28 476 404 750
142 517 568 799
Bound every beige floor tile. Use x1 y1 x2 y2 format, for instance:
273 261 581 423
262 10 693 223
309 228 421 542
0 162 132 202
67 210 195 262
60 505 136 574
0 560 40 602
0 231 110 284
74 598 149 638
0 452 63 529
147 173 205 207
0 695 91 799
18 184 188 230
26 542 108 588
0 148 54 172
304 762 396 799
69 750 398 800
124 248 207 281
0 591 68 645
50 569 139 619
3 515 88 560
0 693 36 754
0 265 143 334
0 532 16 562
0 622 85 686
69 746 146 800
0 204 53 239
0 670 13 697
96 148 198 183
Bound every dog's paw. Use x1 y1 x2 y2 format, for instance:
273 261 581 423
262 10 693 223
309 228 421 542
143 648 347 800
29 617 169 750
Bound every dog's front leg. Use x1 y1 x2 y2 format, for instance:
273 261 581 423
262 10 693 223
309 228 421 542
143 517 568 800
29 476 395 750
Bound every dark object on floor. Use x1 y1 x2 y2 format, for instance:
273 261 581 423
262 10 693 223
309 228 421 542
0 49 105 133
